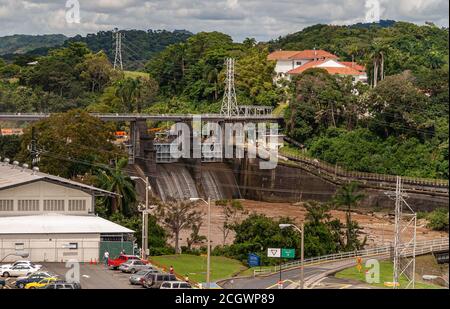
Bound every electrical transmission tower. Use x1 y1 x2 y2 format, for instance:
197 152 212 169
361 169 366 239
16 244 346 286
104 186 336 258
220 58 240 117
113 28 123 70
386 176 417 289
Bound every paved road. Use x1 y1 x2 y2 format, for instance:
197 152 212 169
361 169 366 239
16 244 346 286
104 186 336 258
220 259 369 289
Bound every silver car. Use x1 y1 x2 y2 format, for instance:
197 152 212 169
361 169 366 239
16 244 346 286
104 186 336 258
129 269 160 285
119 260 150 273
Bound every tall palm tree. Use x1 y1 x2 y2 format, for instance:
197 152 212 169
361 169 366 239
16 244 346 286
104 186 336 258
95 158 137 215
333 182 365 250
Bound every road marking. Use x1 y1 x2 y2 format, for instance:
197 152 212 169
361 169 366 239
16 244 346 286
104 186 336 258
310 276 327 289
339 284 352 289
265 279 296 289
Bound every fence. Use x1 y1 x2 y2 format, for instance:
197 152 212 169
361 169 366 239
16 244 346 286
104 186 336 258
279 148 449 194
254 238 449 276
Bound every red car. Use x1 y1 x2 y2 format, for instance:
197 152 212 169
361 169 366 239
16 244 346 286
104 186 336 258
108 255 146 270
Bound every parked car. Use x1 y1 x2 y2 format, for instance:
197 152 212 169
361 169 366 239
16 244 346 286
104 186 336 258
129 269 160 285
1 264 41 277
15 272 58 289
119 260 150 273
160 281 192 289
108 255 143 270
142 273 177 289
0 260 42 270
25 277 59 289
44 282 81 289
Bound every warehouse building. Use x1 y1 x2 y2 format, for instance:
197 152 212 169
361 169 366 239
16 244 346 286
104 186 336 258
0 160 134 262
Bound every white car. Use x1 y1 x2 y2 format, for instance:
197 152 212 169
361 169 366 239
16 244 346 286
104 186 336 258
0 260 42 270
0 264 41 277
160 281 192 289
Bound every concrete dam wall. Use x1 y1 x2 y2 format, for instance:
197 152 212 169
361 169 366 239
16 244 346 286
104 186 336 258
135 157 448 211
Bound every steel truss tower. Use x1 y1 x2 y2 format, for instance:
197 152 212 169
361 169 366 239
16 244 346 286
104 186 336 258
113 29 123 70
220 58 240 117
387 176 417 289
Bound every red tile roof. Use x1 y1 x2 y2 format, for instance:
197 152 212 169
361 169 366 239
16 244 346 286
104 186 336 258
268 50 338 61
340 61 366 72
287 60 364 76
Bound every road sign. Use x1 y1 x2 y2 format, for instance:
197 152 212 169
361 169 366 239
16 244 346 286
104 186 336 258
281 248 295 259
248 253 261 267
267 248 281 258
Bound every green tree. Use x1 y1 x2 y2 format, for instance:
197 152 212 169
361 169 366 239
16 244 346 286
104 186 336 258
215 199 247 246
94 158 137 215
77 51 117 93
155 200 203 254
0 135 21 160
17 110 122 178
333 182 366 251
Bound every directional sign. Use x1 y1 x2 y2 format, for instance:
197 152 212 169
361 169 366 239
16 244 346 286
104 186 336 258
267 248 281 258
281 248 295 259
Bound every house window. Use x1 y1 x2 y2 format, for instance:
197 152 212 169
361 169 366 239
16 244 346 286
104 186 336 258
296 61 302 66
18 200 40 211
0 200 13 211
68 200 86 211
44 200 65 211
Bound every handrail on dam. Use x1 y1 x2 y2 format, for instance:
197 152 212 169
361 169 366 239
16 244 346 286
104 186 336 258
279 144 449 194
0 112 284 122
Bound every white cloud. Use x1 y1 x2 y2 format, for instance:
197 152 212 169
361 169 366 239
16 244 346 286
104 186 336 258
0 0 448 41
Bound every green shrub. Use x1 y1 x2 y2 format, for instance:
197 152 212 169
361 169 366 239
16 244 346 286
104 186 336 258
426 208 449 231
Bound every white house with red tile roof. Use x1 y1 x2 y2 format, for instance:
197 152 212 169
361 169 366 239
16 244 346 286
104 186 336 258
267 49 367 84
287 59 367 83
268 49 338 77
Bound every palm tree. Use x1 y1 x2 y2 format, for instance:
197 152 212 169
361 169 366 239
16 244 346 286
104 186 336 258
333 182 365 250
95 158 137 215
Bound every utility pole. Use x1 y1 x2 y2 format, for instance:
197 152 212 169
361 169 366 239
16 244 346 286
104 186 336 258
387 176 417 289
220 58 239 117
113 28 123 70
30 126 40 167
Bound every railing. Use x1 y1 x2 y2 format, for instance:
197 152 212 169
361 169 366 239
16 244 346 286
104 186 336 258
254 238 449 276
279 146 449 193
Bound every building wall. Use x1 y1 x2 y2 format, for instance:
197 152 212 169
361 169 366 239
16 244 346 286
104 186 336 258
274 59 312 74
0 181 93 216
0 233 100 262
275 60 294 74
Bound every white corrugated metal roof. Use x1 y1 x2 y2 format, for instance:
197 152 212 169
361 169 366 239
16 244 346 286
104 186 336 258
0 214 134 234
0 163 114 196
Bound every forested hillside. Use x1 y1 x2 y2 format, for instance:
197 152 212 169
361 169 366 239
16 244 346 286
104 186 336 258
281 22 449 179
65 29 193 70
0 30 192 70
0 34 67 55
0 21 448 179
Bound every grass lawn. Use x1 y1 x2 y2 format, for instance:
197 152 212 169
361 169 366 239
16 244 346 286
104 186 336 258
335 260 442 289
124 70 150 79
150 254 247 283
272 103 288 117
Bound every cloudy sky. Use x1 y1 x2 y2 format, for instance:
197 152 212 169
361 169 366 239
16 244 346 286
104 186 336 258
0 0 448 41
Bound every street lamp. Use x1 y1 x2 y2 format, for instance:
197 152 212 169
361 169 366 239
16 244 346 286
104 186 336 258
0 252 29 263
279 223 305 289
190 197 211 289
130 176 152 260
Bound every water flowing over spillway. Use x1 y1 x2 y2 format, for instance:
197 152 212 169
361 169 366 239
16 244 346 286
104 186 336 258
200 163 241 200
154 163 199 201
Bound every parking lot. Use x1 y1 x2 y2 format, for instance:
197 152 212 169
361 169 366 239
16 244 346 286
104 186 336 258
2 262 146 289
